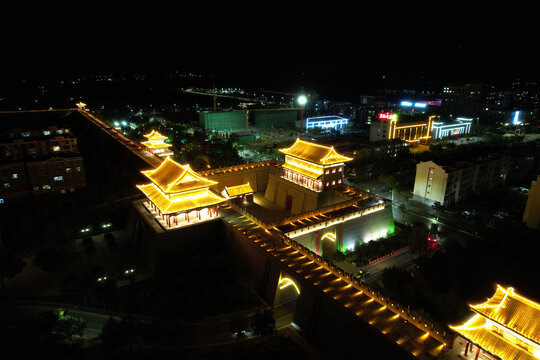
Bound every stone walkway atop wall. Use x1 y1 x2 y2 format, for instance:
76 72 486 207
235 192 292 223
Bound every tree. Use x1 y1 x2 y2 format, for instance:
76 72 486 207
100 316 146 350
53 308 87 344
251 309 275 344
0 251 26 290
378 174 398 191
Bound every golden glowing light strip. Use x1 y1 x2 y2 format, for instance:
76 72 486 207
320 146 353 164
286 205 385 238
278 277 300 294
321 232 336 242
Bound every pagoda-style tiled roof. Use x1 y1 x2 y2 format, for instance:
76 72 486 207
136 183 225 214
470 286 540 344
224 183 253 197
143 130 168 140
141 157 217 193
451 314 536 360
279 138 352 165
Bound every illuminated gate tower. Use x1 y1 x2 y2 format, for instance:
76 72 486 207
451 285 540 360
136 157 226 228
279 138 353 192
141 130 174 157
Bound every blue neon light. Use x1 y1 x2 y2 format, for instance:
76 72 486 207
400 101 413 107
414 102 427 108
512 111 521 125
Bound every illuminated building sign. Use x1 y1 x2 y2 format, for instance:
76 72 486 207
378 112 397 121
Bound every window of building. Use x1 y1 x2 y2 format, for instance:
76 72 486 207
326 182 329 186
43 185 51 190
325 169 330 174
338 179 342 183
56 129 64 134
12 173 18 179
332 180 335 185
66 167 71 172
3 183 10 188
43 130 51 136
332 168 336 173
33 186 40 191
54 176 63 181
21 131 31 137
76 166 81 172
338 167 342 172
53 146 60 152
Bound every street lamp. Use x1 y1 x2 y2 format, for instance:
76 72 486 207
297 94 307 133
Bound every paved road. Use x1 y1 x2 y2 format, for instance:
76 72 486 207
360 249 418 284
0 302 121 339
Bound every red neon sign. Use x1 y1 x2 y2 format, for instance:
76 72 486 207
378 112 396 120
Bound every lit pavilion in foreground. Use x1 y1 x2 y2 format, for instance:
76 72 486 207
137 156 226 228
141 130 174 157
279 138 353 192
451 285 540 360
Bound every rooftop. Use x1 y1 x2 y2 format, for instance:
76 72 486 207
279 138 353 166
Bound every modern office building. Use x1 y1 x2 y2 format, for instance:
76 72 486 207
305 115 348 131
252 109 298 129
431 117 473 140
369 112 435 143
441 83 495 118
451 285 540 360
199 111 248 131
523 175 540 230
413 156 511 206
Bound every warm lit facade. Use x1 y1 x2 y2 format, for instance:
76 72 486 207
369 112 435 143
279 138 352 192
141 130 173 157
137 156 226 229
413 156 511 206
451 285 540 360
523 175 540 230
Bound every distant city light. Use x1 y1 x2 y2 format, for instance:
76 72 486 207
297 95 307 106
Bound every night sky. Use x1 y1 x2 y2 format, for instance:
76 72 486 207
2 4 538 100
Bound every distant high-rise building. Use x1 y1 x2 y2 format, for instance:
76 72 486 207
441 83 495 118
